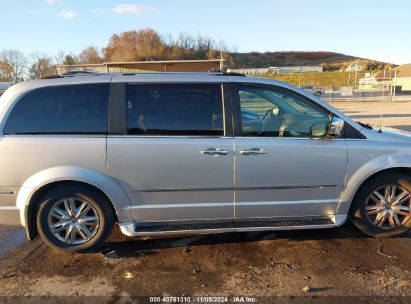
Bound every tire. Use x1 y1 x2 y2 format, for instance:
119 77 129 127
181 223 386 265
350 173 411 237
36 185 115 252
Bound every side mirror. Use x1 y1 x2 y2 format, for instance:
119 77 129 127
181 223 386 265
310 121 328 138
329 116 344 137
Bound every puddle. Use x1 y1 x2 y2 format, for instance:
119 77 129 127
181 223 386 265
0 226 27 254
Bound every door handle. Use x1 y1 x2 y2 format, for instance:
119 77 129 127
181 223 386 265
240 148 268 155
201 148 229 156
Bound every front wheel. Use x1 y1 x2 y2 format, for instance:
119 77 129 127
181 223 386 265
350 173 411 237
37 185 115 252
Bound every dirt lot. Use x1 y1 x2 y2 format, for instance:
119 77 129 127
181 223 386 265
330 98 411 132
0 100 411 303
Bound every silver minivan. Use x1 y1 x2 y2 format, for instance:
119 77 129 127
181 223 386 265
0 72 410 252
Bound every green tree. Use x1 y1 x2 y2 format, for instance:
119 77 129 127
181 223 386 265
63 54 76 65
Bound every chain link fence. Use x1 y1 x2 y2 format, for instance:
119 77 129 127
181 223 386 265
254 71 410 103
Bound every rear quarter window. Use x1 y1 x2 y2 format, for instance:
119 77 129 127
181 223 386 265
3 84 109 135
126 84 224 136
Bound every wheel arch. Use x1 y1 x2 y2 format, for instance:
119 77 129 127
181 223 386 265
352 166 410 198
339 161 411 215
16 166 134 240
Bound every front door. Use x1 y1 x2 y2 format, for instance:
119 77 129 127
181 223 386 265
232 84 347 219
107 83 234 223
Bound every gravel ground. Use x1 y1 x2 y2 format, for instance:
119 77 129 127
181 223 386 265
0 100 411 303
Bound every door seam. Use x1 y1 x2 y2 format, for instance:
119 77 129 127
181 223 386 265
233 137 237 220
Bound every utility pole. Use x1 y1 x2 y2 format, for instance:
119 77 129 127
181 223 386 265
378 67 386 133
381 68 386 102
392 69 397 102
220 51 224 71
354 61 358 86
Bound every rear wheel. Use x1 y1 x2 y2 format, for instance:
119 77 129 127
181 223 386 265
350 173 411 237
37 185 115 252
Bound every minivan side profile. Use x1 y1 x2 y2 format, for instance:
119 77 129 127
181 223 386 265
0 72 410 252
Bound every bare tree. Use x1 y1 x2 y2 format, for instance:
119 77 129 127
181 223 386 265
55 51 67 65
0 50 27 82
177 32 196 50
29 52 56 79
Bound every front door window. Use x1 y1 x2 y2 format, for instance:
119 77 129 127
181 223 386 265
239 86 330 138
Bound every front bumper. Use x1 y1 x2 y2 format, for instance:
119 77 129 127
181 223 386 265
0 206 21 226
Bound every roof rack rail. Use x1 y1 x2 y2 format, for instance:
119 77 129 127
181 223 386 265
62 71 98 76
41 71 108 79
224 71 246 76
208 69 246 76
41 75 63 79
208 69 223 74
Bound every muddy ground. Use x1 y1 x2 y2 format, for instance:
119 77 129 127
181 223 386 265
0 100 411 303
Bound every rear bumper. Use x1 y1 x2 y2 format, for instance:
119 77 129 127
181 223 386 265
0 207 21 226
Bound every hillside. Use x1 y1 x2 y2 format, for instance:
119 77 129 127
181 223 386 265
229 51 392 71
257 71 366 89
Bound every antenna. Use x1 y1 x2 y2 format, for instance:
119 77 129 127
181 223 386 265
378 45 391 134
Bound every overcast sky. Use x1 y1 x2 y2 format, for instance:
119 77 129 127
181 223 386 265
1 0 410 64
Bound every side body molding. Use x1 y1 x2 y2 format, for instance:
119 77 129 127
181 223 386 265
338 153 411 214
16 166 134 227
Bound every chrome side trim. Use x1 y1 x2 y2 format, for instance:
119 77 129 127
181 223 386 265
236 185 336 191
0 191 15 195
107 135 233 139
131 184 336 193
131 187 231 193
0 206 19 210
133 202 233 209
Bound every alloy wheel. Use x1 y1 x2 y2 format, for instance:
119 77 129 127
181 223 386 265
47 197 100 244
365 185 411 230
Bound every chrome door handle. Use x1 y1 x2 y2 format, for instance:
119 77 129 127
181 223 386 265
240 148 268 155
201 148 229 156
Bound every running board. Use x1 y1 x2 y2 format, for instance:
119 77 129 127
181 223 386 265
119 215 347 237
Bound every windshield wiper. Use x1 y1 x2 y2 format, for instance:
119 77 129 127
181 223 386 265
357 121 373 129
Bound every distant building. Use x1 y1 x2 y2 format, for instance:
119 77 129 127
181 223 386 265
228 66 323 75
358 73 379 90
359 65 411 91
392 63 411 91
359 70 395 90
227 67 270 75
57 59 224 75
270 66 323 74
345 64 365 72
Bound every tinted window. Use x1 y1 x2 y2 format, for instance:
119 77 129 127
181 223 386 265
126 84 224 136
4 84 109 135
239 86 330 138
